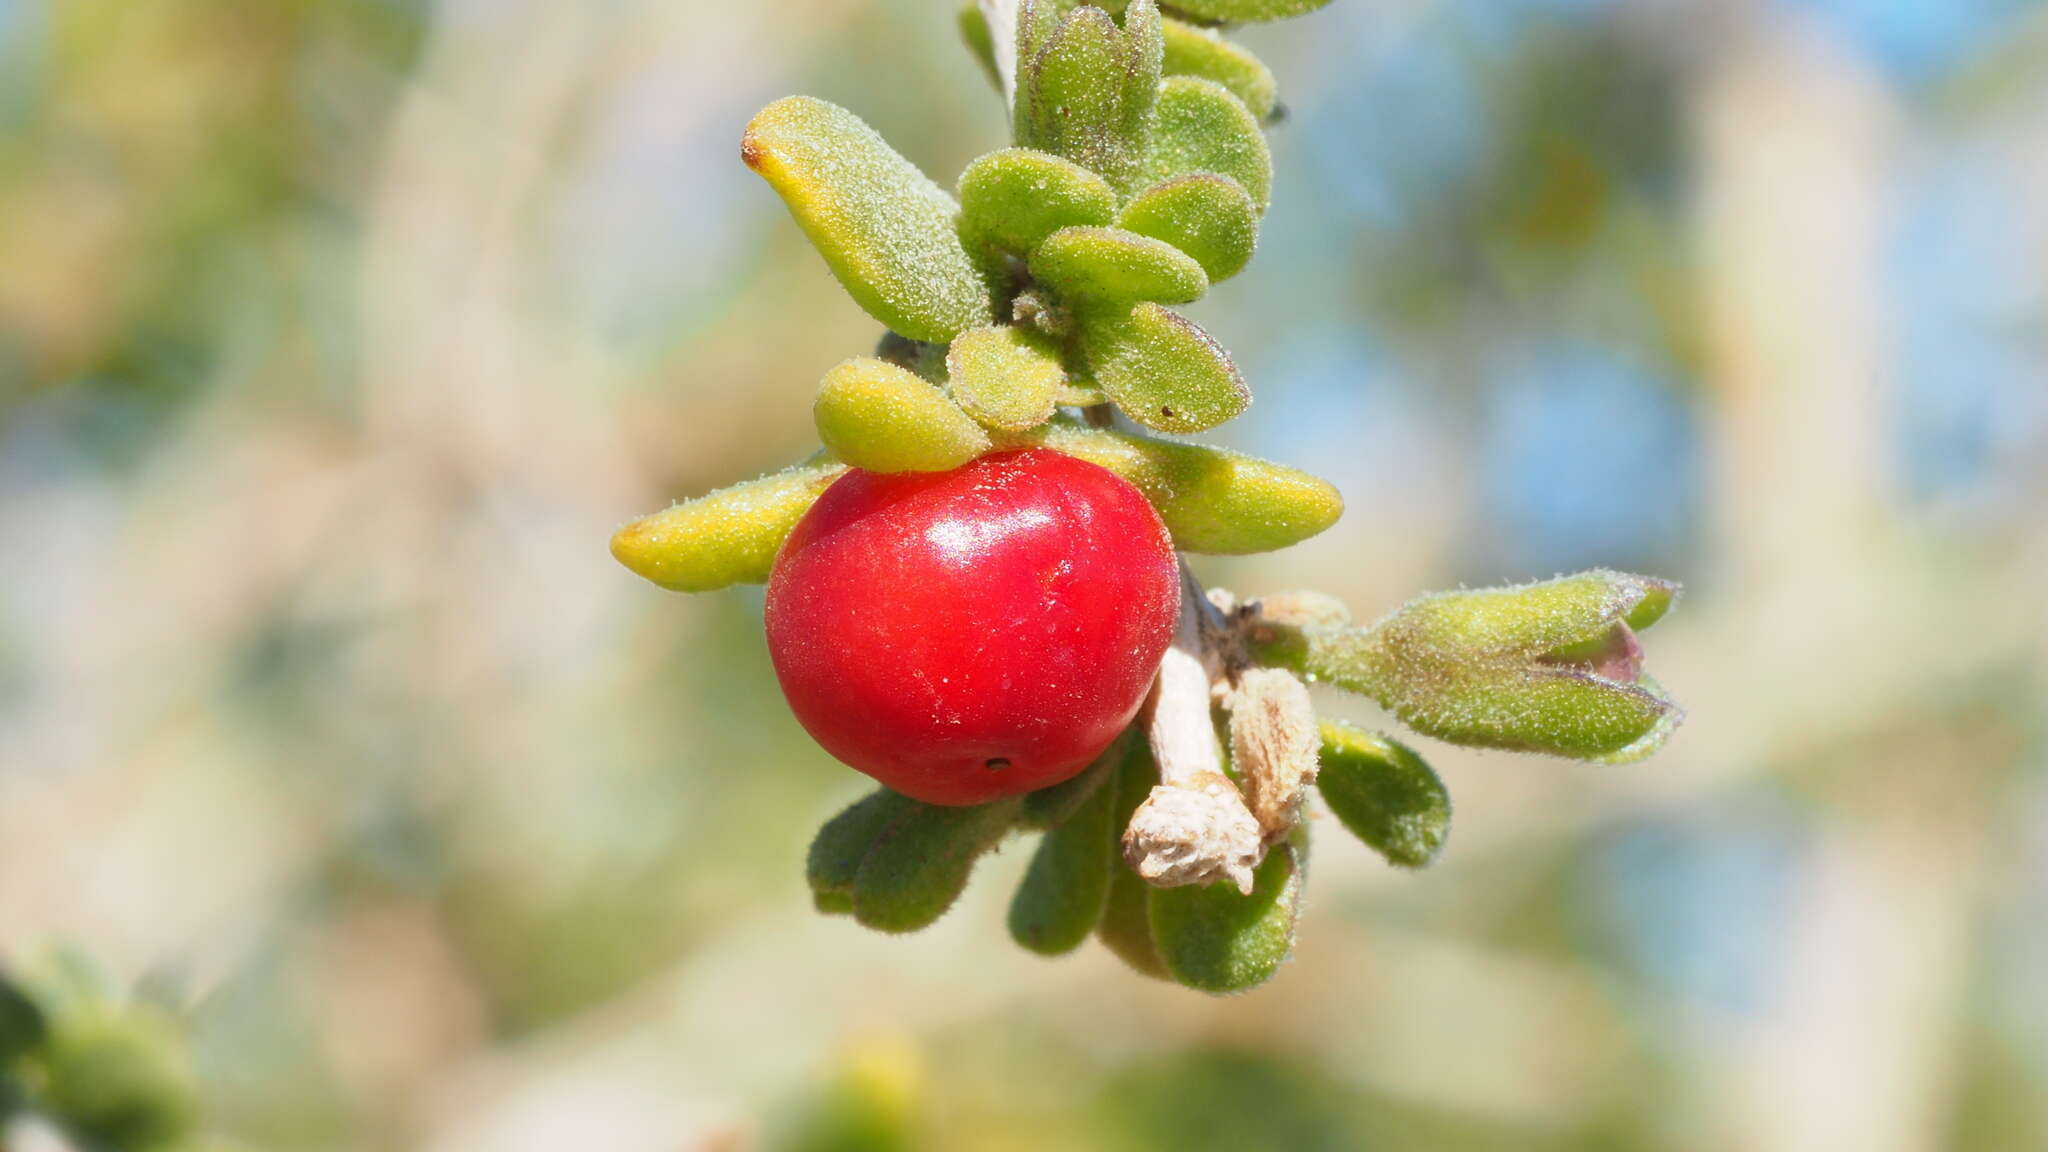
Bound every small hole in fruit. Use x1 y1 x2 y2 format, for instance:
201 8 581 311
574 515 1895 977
984 758 1011 772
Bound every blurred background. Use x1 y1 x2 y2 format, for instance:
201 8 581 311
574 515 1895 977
3 0 2046 1148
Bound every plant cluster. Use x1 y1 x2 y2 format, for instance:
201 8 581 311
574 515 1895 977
611 0 1684 993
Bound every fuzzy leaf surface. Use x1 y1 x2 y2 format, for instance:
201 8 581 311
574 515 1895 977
1078 301 1248 432
1139 76 1272 212
1147 841 1303 993
611 459 848 592
958 148 1119 258
815 356 991 473
743 96 993 342
1009 760 1119 954
1164 0 1333 22
1161 18 1278 119
947 325 1067 432
1118 173 1259 282
1315 724 1451 868
1031 226 1209 305
853 798 1021 933
1029 422 1342 553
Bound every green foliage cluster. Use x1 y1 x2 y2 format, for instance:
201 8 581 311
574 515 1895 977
610 0 1684 994
0 955 209 1152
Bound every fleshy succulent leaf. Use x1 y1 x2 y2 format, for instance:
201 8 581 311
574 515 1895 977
0 972 47 1068
1117 173 1259 282
1119 0 1165 148
1147 840 1304 993
1315 724 1451 869
1139 76 1272 212
1160 18 1278 120
852 797 1021 933
1030 225 1209 305
947 325 1067 432
814 356 991 473
807 788 917 915
611 459 848 592
1163 0 1334 22
1028 421 1342 553
1008 759 1120 955
1021 5 1136 184
742 96 993 343
1096 735 1170 978
958 148 1119 259
1020 735 1123 829
1077 300 1248 433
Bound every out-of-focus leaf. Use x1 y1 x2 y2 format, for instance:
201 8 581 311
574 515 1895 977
611 459 848 592
0 973 46 1068
1315 724 1451 868
1164 0 1333 22
1009 757 1119 955
1147 841 1303 993
1078 300 1247 433
958 148 1119 258
743 96 993 342
1139 77 1272 212
946 325 1067 432
1021 735 1124 830
807 789 917 915
37 1005 200 1150
1161 19 1278 120
814 357 990 473
1097 737 1169 978
958 2 999 87
1118 173 1259 282
1031 226 1208 305
1029 422 1342 553
852 798 1021 933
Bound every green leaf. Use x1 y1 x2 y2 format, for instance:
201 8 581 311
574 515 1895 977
0 973 46 1068
807 789 916 915
958 2 1000 88
1118 173 1259 282
1119 0 1165 149
1161 19 1278 120
946 325 1067 432
1147 841 1303 993
1077 301 1247 433
958 148 1119 259
1375 668 1683 764
1021 5 1136 184
743 96 993 343
814 356 991 473
1096 736 1169 978
852 797 1021 934
1163 0 1333 22
1008 759 1120 955
1031 226 1208 305
610 458 848 593
1139 76 1272 212
38 1005 200 1150
1315 724 1451 869
1020 737 1122 830
1030 421 1343 553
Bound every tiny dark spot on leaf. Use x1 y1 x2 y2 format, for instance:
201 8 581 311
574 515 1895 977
1160 406 1174 418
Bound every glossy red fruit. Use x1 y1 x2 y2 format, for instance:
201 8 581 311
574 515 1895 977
766 448 1180 805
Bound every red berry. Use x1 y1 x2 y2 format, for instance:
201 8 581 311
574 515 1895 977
766 448 1180 805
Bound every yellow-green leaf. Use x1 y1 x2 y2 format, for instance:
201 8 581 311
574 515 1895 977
1165 0 1333 22
946 325 1066 432
1118 173 1259 282
610 459 847 592
958 148 1118 258
1029 422 1343 553
1161 18 1278 120
1077 300 1246 433
1031 226 1209 305
743 96 993 343
1140 76 1272 212
814 357 991 473
958 2 999 88
1022 5 1133 183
